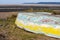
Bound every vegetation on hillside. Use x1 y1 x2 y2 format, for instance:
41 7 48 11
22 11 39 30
24 8 53 12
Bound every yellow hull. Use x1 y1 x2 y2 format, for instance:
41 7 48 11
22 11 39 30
15 20 60 38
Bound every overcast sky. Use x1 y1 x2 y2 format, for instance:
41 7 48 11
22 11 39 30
0 0 60 4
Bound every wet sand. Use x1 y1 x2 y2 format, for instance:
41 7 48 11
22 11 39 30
0 12 18 19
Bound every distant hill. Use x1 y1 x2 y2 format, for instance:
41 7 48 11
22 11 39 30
37 2 60 4
24 2 60 4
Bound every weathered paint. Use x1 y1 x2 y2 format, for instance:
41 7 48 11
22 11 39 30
15 12 60 38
